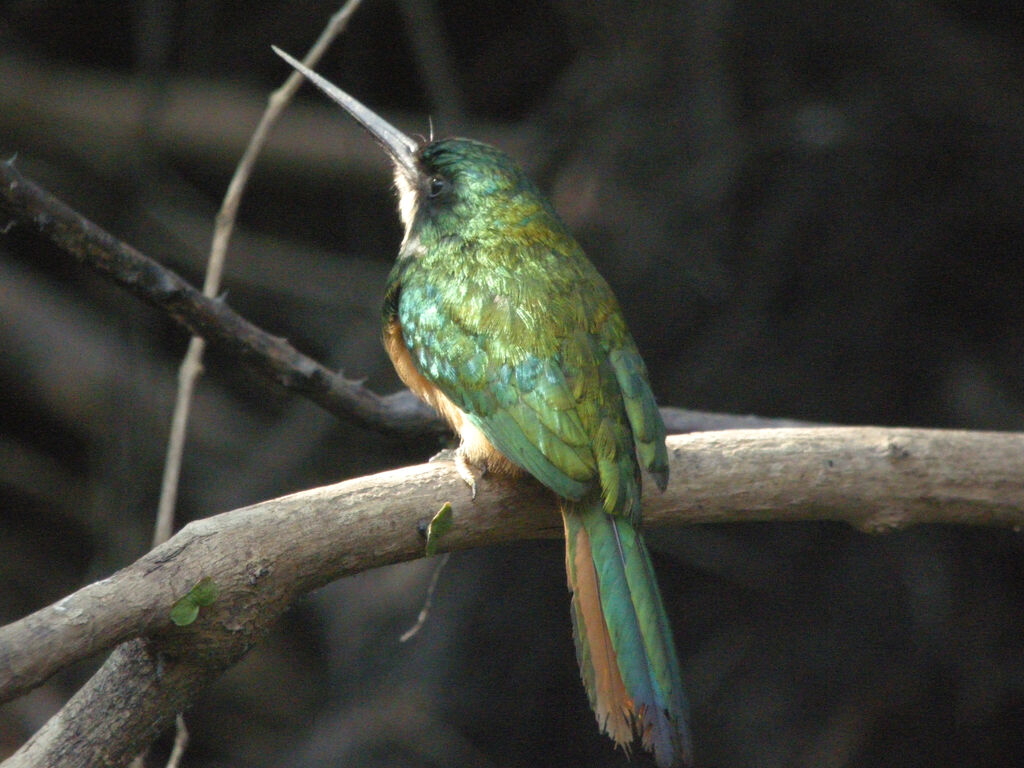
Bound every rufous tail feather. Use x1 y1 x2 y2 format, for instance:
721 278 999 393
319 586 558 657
564 501 693 767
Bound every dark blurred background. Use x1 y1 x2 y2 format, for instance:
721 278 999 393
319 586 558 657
1 1 1023 766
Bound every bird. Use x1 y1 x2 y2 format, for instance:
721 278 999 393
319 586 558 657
274 46 693 767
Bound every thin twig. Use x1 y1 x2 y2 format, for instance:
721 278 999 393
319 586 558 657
154 336 204 546
147 5 367 763
154 0 367 547
399 552 451 643
166 715 189 768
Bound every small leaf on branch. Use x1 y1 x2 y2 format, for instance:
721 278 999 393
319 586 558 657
424 502 453 556
189 577 219 606
170 578 219 626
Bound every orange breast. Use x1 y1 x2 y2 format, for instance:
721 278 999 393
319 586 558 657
384 319 521 477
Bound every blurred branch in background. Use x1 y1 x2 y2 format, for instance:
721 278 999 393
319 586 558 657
2 426 1022 766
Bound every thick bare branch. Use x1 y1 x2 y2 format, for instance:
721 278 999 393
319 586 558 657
0 459 550 707
1 426 1022 767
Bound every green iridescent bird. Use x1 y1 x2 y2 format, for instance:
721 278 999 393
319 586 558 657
275 47 693 767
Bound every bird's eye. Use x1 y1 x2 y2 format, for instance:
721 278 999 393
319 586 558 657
428 176 447 197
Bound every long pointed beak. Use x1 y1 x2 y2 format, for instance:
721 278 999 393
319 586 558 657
273 46 419 176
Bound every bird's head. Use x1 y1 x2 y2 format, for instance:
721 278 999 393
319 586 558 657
274 47 554 252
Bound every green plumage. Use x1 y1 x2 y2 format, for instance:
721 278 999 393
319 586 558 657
385 140 668 516
383 140 690 765
270 48 691 763
565 505 691 766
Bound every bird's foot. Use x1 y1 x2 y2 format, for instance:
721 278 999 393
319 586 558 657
429 446 484 500
454 446 483 500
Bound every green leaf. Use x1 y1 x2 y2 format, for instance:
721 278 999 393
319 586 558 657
190 577 219 606
425 502 453 556
169 577 219 626
170 598 200 626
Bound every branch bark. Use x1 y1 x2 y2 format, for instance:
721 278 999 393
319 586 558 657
2 426 1022 767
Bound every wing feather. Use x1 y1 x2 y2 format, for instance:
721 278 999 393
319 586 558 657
395 238 665 515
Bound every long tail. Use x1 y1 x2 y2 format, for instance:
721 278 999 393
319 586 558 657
564 502 692 767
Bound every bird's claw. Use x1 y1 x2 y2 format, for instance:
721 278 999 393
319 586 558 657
454 448 479 500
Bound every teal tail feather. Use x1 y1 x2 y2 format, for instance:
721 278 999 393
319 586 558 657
564 502 692 767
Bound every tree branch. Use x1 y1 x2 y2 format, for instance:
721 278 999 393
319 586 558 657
0 159 805 438
1 426 1022 766
0 157 438 436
